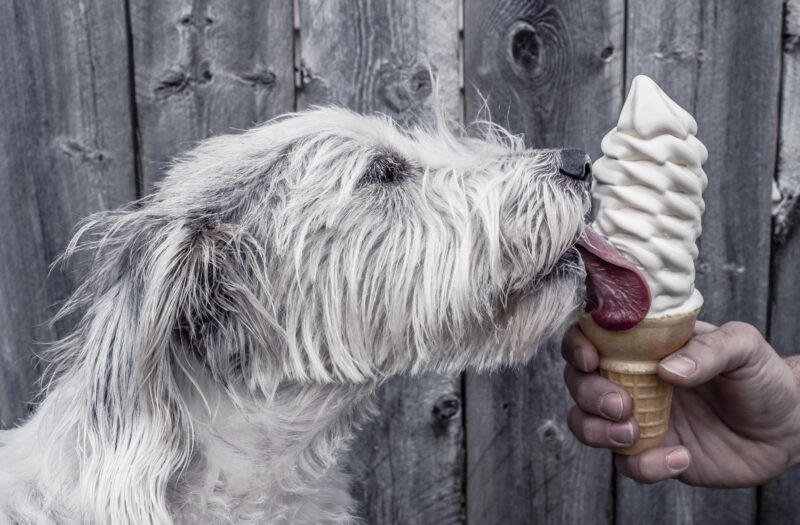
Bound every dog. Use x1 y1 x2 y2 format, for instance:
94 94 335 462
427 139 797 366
0 105 591 524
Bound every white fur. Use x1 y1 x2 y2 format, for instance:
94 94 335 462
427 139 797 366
0 106 587 524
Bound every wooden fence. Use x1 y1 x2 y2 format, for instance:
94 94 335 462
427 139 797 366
0 0 797 523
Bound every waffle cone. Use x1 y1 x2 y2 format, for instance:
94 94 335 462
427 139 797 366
578 308 700 455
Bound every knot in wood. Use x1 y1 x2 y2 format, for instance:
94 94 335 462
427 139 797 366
179 13 213 28
505 8 569 85
510 22 540 70
536 420 564 450
239 70 277 86
154 67 189 98
432 394 461 421
785 33 800 53
55 137 107 164
409 68 433 99
377 62 432 114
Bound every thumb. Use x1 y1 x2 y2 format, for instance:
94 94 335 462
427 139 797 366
657 321 765 388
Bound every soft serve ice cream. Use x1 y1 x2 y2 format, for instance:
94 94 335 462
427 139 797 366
590 75 707 319
573 75 708 454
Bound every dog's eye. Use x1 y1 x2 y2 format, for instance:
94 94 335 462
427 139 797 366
362 155 406 186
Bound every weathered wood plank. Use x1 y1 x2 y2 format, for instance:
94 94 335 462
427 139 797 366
129 0 295 193
761 0 800 522
0 0 136 427
298 0 460 125
297 1 463 523
465 344 614 525
619 0 781 523
465 0 625 161
464 0 624 522
347 374 464 525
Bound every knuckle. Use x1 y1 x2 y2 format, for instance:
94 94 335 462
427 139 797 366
560 347 569 364
720 321 763 348
572 373 591 401
563 364 578 391
580 390 602 417
581 419 604 446
625 458 656 484
566 407 584 439
561 323 598 372
562 322 579 342
637 463 660 484
565 367 598 411
567 407 601 446
563 363 578 386
615 456 643 481
573 375 608 415
691 331 722 354
560 342 574 364
561 324 581 361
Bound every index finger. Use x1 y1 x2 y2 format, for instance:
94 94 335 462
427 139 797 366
561 322 599 373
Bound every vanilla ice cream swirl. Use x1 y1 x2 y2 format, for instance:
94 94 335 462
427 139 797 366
591 75 708 317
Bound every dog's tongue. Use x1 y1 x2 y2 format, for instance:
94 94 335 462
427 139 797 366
576 228 651 331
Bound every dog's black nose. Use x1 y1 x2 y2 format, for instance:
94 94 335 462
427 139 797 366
557 149 592 181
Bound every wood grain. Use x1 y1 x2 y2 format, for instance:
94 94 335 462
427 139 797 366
761 0 800 522
129 0 295 193
465 0 625 161
464 0 624 522
0 0 136 427
298 0 460 125
297 1 463 523
347 374 464 525
621 0 781 522
465 343 615 525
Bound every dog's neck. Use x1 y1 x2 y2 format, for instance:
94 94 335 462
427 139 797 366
168 365 376 522
0 362 376 523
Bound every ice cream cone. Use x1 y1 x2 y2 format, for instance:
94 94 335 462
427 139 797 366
578 308 700 455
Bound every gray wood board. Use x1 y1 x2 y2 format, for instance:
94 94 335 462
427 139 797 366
347 374 464 525
463 0 624 523
129 0 295 193
0 0 136 427
297 1 463 523
762 0 800 522
298 0 461 125
619 0 782 523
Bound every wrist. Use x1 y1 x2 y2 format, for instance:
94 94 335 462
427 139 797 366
785 355 800 467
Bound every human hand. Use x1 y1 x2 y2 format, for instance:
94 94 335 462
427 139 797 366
562 320 800 487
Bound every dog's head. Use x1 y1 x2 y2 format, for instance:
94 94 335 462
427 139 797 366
58 107 591 397
140 107 590 384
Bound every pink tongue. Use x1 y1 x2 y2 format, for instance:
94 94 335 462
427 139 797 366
576 228 651 331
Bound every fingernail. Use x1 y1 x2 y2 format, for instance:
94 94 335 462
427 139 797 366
665 449 690 472
661 355 697 377
599 392 623 420
608 421 634 446
578 349 589 372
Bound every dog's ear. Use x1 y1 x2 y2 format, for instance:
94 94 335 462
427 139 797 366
52 213 279 522
175 224 284 396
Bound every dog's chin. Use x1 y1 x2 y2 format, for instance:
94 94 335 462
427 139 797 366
477 268 581 368
497 247 585 321
553 245 586 281
485 246 584 363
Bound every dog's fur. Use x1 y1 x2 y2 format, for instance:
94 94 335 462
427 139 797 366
0 106 588 524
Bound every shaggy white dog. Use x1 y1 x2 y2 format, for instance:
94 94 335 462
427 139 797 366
0 106 591 524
